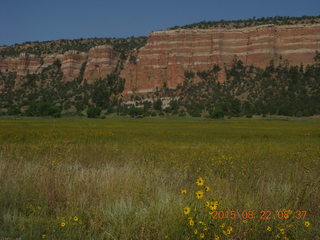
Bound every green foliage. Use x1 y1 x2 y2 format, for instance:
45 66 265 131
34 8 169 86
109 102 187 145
91 73 125 109
171 53 320 117
170 15 320 30
7 105 21 116
128 106 144 118
208 107 224 119
86 106 101 118
153 99 163 111
0 37 147 58
187 104 202 117
24 102 61 117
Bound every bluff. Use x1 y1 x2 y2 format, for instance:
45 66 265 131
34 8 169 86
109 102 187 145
0 23 319 94
121 24 320 94
0 45 119 84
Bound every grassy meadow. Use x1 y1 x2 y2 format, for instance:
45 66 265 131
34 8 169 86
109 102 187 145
0 118 319 240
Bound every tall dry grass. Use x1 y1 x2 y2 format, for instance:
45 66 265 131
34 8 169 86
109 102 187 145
0 118 319 239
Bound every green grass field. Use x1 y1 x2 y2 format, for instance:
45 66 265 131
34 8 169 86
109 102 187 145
0 118 319 240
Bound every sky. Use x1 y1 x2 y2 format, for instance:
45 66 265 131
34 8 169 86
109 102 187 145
1 0 319 46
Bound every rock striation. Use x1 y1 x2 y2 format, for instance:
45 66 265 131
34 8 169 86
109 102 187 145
83 45 119 83
121 24 320 93
0 45 119 83
0 24 319 94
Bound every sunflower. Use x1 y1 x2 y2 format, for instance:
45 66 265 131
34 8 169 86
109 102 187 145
214 236 220 240
199 233 205 239
199 221 206 226
60 222 66 227
204 186 210 192
181 189 187 194
304 221 311 227
196 190 204 199
210 201 218 210
196 177 204 186
184 207 191 215
73 216 79 222
189 219 195 226
227 226 233 232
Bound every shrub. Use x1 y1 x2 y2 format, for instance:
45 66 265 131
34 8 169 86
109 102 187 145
87 106 101 118
128 107 144 118
24 103 61 117
209 107 224 119
153 99 163 111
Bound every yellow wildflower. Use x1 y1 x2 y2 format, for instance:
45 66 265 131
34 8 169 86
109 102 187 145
194 229 198 234
220 223 226 228
60 222 66 227
200 233 205 239
284 237 289 240
196 177 204 186
73 216 79 221
189 219 195 226
41 234 46 239
279 228 285 235
210 201 218 210
199 221 206 226
267 226 272 232
181 189 187 194
304 221 311 227
184 207 191 215
196 190 204 199
205 186 210 192
205 201 210 207
214 236 220 240
227 226 233 232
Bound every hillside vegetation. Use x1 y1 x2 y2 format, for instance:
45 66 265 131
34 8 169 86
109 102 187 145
170 15 320 30
0 36 147 58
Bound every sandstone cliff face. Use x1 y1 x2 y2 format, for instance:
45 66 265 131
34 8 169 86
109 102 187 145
0 45 119 83
83 45 119 83
1 24 319 94
121 24 320 93
60 51 87 82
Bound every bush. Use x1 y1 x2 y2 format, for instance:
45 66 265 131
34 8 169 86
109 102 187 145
87 107 101 118
209 107 224 119
153 99 163 111
187 105 202 117
7 106 21 116
24 103 61 117
128 107 144 118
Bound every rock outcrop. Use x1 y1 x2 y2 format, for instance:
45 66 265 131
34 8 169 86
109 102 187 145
83 45 119 83
0 45 119 83
0 24 319 94
121 24 320 93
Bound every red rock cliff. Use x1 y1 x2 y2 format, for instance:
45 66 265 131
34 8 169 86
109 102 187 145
1 24 319 94
0 45 119 83
83 45 119 84
121 24 320 94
